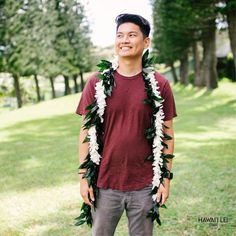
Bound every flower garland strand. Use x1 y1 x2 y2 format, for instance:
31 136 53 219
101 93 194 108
75 50 174 227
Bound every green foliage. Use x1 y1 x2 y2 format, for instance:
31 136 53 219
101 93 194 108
97 60 112 72
147 202 162 225
0 0 93 79
152 0 198 64
188 71 195 85
53 0 93 76
217 56 236 82
0 0 94 107
152 0 218 64
75 203 92 227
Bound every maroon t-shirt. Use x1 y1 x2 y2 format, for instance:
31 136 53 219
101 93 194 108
76 71 177 191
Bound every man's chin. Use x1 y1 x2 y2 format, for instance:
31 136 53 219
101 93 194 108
118 54 143 61
118 53 135 58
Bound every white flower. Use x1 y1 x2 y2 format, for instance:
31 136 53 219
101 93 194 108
143 67 154 74
152 193 158 202
147 68 165 194
88 126 102 165
95 81 107 123
102 69 110 74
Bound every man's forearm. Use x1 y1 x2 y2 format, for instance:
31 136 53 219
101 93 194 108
163 119 175 184
163 139 174 172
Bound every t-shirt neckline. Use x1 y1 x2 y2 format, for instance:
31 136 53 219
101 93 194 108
115 70 143 80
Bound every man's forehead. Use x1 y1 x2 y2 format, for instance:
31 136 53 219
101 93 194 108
117 22 141 33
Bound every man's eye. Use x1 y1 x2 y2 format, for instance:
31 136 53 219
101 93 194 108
130 34 136 37
117 34 122 38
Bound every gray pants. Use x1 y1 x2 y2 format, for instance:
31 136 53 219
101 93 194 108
91 185 155 236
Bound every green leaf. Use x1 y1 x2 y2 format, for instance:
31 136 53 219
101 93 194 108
147 202 162 225
75 219 86 226
143 98 153 105
97 74 105 80
145 154 154 161
163 133 172 140
156 217 162 226
162 153 175 159
83 135 90 143
163 158 169 164
163 124 169 129
161 142 168 149
101 59 112 65
160 204 167 209
90 105 98 114
97 60 111 69
151 186 158 195
142 50 149 67
85 100 97 110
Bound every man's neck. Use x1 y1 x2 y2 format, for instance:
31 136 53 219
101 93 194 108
117 57 142 77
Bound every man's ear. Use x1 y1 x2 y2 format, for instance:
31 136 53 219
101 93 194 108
144 37 150 49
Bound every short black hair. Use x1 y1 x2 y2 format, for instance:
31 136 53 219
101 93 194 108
115 13 151 38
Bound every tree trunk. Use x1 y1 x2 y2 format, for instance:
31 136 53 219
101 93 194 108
13 74 22 108
49 76 56 99
33 74 41 102
193 42 202 87
170 62 178 84
226 0 236 75
64 75 71 95
80 71 84 91
73 74 79 93
179 50 189 85
201 19 218 90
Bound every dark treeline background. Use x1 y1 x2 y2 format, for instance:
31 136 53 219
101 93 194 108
152 0 236 89
0 0 235 109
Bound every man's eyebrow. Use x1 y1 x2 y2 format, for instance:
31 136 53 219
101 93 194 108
116 31 138 34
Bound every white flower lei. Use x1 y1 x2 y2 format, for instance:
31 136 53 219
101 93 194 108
87 58 165 201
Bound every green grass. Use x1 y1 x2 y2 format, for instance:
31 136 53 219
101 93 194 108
0 81 235 236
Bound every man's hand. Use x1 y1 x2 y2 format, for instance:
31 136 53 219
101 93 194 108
80 178 95 207
156 179 170 206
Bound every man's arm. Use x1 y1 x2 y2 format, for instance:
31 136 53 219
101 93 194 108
156 119 175 205
78 116 94 206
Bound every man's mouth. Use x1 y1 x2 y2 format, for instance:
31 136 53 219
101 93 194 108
120 46 132 50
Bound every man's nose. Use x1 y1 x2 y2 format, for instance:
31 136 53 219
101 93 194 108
121 35 129 43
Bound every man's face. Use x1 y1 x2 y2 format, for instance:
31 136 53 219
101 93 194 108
115 22 150 59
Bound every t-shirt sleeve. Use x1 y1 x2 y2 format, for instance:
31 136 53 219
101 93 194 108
161 79 177 121
75 73 99 116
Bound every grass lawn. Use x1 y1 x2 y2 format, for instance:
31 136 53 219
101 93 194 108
0 80 235 236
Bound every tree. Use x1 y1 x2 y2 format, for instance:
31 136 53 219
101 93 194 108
225 0 236 75
152 0 200 84
195 0 219 89
1 0 93 106
53 0 93 95
152 0 219 89
1 0 27 108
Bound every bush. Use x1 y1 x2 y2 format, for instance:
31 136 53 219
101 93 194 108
217 54 236 82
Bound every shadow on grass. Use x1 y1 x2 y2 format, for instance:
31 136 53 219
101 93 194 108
174 92 236 133
0 113 82 193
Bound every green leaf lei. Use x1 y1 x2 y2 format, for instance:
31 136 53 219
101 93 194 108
75 50 174 227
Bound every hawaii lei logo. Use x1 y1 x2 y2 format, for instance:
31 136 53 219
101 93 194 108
75 50 175 227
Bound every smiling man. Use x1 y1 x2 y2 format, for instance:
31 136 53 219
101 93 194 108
76 13 177 236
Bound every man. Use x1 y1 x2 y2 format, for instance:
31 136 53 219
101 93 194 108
76 13 177 236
